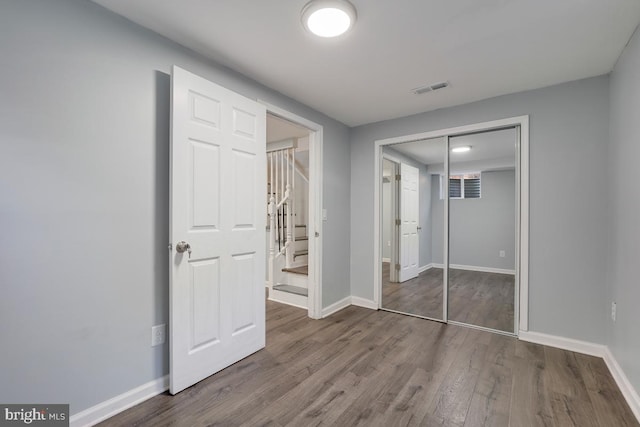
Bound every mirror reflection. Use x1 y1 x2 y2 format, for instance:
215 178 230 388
379 128 518 334
380 138 445 320
447 128 517 333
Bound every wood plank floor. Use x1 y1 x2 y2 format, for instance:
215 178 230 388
381 263 515 333
99 301 638 427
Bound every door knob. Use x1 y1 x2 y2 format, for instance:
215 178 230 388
176 241 192 258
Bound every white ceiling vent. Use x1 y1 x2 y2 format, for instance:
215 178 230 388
412 81 450 95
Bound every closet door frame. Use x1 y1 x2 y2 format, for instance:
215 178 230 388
373 115 529 335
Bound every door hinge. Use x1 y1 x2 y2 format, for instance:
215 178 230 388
395 219 401 226
395 263 401 271
395 174 401 181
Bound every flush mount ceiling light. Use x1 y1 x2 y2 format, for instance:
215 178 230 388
301 0 357 38
451 146 471 153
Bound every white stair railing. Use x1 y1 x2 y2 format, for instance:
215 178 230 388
267 146 296 288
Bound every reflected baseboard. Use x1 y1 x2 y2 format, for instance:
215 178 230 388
418 264 434 273
431 263 515 275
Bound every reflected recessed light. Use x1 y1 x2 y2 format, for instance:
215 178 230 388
451 146 471 153
301 0 357 38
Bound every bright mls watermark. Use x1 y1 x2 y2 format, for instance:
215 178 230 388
0 405 68 426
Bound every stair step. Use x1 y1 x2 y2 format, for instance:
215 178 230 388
273 284 308 297
282 265 309 276
293 250 308 259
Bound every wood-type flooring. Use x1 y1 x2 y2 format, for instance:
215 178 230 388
381 263 515 333
100 300 638 427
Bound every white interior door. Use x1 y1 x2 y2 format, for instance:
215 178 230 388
399 163 419 282
170 66 266 394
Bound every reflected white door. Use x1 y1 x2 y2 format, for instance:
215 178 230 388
170 66 266 394
399 163 419 282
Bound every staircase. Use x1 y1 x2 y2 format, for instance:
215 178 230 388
267 139 309 308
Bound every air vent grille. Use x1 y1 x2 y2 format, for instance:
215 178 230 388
412 81 449 95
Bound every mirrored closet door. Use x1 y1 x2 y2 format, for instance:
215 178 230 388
379 126 519 335
380 137 445 321
447 128 518 333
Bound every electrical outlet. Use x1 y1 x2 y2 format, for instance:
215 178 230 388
387 240 391 247
611 302 617 322
499 250 506 258
151 324 166 346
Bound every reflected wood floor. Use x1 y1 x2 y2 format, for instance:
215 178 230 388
100 301 638 427
382 263 514 332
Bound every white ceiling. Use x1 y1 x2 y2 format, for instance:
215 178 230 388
92 0 640 127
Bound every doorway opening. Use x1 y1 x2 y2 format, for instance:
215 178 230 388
264 104 323 319
374 116 529 336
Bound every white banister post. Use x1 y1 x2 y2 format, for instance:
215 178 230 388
291 147 296 245
285 184 293 267
268 195 276 289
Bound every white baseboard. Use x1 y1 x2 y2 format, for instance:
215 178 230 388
321 296 352 318
519 331 639 423
268 289 307 310
518 331 606 357
603 347 640 421
350 296 378 310
382 257 391 263
432 263 515 275
418 263 433 273
70 375 169 427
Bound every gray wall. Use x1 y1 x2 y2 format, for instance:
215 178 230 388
351 76 610 343
0 0 350 415
430 170 516 270
607 25 640 397
382 147 433 267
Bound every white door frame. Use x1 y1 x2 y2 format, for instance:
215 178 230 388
381 155 400 282
259 100 323 320
373 115 530 334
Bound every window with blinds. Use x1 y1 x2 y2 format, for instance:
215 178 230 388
440 173 481 199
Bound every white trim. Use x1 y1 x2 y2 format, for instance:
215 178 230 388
70 376 169 427
373 115 529 330
382 257 391 263
321 296 352 317
519 331 640 423
418 263 433 273
374 145 382 308
518 331 606 357
351 296 378 310
444 136 449 322
268 289 308 310
432 263 516 275
514 125 521 336
382 154 400 284
260 100 323 320
377 116 530 146
519 118 530 332
603 347 640 422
